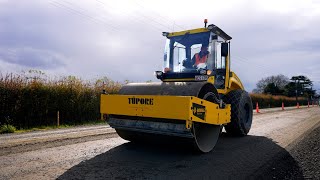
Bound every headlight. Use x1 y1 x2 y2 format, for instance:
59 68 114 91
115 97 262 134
162 32 169 37
154 71 163 79
200 69 206 75
207 24 214 30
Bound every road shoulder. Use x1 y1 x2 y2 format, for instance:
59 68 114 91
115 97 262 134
252 122 320 179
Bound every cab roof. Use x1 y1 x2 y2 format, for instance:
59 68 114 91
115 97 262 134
166 24 232 41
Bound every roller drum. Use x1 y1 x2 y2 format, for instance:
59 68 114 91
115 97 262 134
108 81 221 153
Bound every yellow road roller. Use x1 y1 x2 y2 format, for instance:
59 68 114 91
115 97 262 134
100 20 253 153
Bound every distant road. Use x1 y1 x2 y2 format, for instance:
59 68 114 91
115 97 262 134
0 107 319 179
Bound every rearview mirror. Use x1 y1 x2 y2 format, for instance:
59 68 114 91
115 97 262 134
221 43 228 57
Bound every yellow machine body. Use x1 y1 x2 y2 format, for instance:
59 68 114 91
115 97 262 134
99 22 253 153
100 94 231 129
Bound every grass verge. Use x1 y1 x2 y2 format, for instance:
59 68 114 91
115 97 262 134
13 120 106 134
0 125 16 134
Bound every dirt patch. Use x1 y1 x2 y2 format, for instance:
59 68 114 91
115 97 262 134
0 132 118 156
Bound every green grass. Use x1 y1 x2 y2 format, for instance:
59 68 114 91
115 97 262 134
14 124 70 133
0 124 16 134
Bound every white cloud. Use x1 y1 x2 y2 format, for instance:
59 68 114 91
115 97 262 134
0 47 67 69
0 0 319 91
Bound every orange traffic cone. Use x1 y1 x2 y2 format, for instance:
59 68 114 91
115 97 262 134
256 102 260 113
282 102 284 110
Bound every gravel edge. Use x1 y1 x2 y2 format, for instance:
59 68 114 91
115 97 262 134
251 122 320 179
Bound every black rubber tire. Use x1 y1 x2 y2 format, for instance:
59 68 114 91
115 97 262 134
224 89 253 136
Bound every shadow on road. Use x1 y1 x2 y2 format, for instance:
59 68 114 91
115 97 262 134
58 134 303 179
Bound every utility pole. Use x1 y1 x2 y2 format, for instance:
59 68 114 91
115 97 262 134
291 76 299 103
295 79 298 102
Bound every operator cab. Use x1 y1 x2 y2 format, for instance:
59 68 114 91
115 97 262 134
155 21 231 89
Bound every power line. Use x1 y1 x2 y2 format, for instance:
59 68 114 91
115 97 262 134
233 54 276 72
132 0 186 30
61 0 120 29
135 11 173 31
52 0 187 35
95 0 165 32
233 54 275 70
95 0 187 32
50 1 118 32
231 56 275 74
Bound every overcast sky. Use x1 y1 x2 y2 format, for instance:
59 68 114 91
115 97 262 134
0 0 320 92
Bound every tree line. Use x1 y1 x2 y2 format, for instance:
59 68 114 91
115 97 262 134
252 74 318 101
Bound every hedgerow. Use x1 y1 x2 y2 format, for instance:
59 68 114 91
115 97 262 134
0 71 122 129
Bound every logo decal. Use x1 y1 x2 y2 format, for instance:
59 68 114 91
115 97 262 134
128 98 154 105
192 103 206 120
195 75 208 81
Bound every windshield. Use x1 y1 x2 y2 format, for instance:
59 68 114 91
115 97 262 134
164 32 213 73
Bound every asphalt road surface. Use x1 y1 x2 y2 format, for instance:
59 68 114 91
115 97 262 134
0 107 319 180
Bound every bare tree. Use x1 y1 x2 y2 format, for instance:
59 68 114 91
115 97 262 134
253 74 289 93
